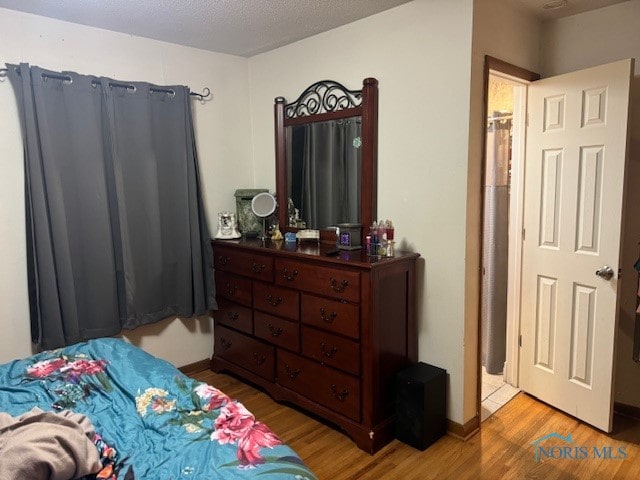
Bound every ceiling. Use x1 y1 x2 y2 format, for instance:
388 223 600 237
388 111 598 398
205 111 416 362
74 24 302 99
508 0 629 19
0 0 631 57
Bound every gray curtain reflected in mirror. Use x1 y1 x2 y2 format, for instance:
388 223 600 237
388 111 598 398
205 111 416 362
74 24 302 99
287 117 361 229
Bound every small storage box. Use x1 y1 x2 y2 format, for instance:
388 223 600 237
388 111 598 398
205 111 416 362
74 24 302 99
337 223 362 250
234 188 268 234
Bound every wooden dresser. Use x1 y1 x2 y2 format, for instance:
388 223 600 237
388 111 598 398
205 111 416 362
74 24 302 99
210 238 419 453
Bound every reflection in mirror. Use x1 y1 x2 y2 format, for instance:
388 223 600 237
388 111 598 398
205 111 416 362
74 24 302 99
287 117 361 229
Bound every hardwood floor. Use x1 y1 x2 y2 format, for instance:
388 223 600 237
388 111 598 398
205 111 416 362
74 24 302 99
192 369 640 480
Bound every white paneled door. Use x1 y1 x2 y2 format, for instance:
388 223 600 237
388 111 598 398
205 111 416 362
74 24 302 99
520 59 633 432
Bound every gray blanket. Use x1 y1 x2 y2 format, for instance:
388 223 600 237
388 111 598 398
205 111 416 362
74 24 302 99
0 407 101 480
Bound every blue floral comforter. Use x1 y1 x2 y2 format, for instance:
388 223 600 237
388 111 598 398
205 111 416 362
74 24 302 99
0 338 317 480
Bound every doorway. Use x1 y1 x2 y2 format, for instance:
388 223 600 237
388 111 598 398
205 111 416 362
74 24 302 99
479 57 540 422
478 57 633 431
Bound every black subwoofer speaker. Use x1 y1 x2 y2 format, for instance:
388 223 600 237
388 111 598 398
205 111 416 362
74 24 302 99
395 362 446 450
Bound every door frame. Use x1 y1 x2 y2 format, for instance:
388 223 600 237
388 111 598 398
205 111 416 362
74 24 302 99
477 56 539 419
500 73 526 386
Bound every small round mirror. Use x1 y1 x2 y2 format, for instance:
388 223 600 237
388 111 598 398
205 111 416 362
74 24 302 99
251 192 276 218
251 192 276 241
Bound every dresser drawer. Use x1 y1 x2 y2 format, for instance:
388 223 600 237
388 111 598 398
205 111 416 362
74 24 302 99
215 271 252 307
275 259 360 303
214 299 252 334
214 246 274 282
301 294 360 340
277 350 360 422
215 325 275 381
255 312 300 351
301 326 359 375
253 282 299 321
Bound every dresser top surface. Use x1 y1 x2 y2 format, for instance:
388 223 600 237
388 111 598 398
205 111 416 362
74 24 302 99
212 238 419 269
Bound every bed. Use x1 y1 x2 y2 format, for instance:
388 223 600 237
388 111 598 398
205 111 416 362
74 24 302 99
0 338 317 480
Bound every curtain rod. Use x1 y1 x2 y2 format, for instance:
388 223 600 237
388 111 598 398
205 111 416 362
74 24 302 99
487 114 513 121
0 67 211 101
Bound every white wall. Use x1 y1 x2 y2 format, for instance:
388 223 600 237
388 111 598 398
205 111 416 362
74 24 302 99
540 0 640 408
248 0 542 426
249 0 476 425
0 8 253 367
468 0 541 421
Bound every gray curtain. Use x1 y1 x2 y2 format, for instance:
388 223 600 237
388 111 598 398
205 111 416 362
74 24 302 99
481 115 511 374
7 63 215 350
288 117 361 229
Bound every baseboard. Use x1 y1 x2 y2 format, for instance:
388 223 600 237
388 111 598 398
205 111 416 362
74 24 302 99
178 359 211 376
447 415 480 440
614 401 640 421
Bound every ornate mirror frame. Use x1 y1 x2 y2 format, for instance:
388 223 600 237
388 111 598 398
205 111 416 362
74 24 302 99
274 78 378 240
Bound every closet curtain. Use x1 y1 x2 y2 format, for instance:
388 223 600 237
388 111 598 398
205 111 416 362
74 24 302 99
7 63 215 350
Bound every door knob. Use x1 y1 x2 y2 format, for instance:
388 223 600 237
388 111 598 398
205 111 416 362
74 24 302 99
595 265 614 280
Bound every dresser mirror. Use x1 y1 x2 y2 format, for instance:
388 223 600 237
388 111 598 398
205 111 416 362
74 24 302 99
274 78 378 235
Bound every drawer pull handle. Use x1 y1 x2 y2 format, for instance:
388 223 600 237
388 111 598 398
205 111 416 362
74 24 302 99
330 384 349 402
253 352 266 365
282 268 299 281
321 342 338 359
251 262 266 274
220 337 232 351
218 255 231 266
266 294 283 306
320 308 337 323
329 277 349 293
226 311 239 321
285 364 301 380
268 323 284 337
225 282 238 295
